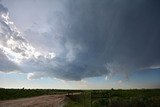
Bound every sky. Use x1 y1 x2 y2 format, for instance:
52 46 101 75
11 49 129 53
0 0 160 89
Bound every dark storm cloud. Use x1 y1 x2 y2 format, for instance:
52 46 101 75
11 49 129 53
1 0 160 81
47 0 160 80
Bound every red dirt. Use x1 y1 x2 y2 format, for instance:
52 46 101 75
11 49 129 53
0 95 66 107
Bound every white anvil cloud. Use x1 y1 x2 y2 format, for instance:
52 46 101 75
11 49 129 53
0 4 55 78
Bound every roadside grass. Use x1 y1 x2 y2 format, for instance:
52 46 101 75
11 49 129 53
64 89 160 107
64 94 84 107
64 100 83 107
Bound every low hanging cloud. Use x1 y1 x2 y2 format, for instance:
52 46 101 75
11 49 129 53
1 0 160 81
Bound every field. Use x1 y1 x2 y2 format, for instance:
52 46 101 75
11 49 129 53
0 88 160 107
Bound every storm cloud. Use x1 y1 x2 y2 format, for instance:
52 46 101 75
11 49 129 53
0 0 160 81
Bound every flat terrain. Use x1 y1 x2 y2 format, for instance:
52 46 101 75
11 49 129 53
0 89 159 107
0 95 66 107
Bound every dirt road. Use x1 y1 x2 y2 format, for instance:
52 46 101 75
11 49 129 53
0 95 67 107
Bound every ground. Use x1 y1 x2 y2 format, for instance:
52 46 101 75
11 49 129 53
0 95 66 107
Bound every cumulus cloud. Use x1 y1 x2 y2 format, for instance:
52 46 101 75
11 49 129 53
0 50 18 72
0 4 55 73
1 0 160 81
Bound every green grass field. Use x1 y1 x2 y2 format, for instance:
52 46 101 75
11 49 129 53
65 89 160 107
0 88 160 107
